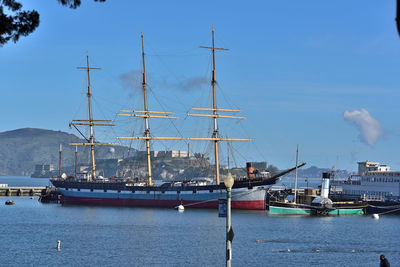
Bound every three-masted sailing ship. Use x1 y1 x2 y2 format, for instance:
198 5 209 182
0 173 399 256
51 30 302 210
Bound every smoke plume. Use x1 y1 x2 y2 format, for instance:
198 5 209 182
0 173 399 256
120 70 207 92
120 70 142 90
343 108 383 147
157 76 207 91
174 77 207 91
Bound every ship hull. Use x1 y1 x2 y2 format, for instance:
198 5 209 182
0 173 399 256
57 186 266 210
268 202 364 216
327 208 364 216
60 196 264 209
365 200 400 215
50 166 303 210
268 205 314 215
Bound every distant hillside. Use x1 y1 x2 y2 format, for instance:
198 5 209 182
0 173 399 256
281 165 351 179
0 128 352 179
0 128 127 176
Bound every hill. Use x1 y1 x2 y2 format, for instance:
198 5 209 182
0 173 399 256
0 128 127 175
0 128 352 179
281 165 351 179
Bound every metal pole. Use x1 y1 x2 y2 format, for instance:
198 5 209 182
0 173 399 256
74 145 78 178
59 144 62 177
396 0 400 37
226 186 232 267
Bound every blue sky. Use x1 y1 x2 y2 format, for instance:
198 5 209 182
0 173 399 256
1 0 400 171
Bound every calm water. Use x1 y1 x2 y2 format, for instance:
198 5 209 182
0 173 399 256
0 176 52 187
0 177 399 266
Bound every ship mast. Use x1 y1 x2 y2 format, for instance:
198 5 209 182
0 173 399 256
118 33 182 186
293 145 299 204
58 144 62 177
70 52 117 181
141 33 153 186
211 27 221 185
84 53 97 180
189 27 250 185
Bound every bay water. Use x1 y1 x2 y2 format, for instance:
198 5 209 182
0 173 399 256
0 176 399 266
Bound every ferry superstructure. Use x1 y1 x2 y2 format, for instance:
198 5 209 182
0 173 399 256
333 160 400 200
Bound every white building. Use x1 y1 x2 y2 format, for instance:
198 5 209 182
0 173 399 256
135 150 187 158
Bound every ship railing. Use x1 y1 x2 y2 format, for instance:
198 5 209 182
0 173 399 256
362 195 386 201
333 180 361 185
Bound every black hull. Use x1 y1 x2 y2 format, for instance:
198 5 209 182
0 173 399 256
365 200 400 215
51 164 303 192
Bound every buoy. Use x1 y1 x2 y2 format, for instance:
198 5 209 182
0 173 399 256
351 249 356 253
372 214 380 219
57 240 61 250
177 204 184 212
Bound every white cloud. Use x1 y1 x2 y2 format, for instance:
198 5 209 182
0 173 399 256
343 108 383 147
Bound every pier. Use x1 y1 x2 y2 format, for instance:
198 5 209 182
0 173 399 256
0 186 47 196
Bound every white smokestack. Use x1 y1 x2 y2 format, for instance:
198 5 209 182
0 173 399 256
321 172 330 198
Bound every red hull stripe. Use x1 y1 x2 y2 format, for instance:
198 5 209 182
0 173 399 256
61 196 265 210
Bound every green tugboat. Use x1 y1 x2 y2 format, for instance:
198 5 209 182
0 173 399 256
268 203 314 215
268 169 366 216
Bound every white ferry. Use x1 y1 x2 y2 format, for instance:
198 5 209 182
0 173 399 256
333 161 400 200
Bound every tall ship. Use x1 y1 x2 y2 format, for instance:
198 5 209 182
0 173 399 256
51 30 302 210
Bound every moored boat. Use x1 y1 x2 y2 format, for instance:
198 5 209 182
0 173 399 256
268 202 314 215
332 160 400 200
268 172 365 215
332 160 400 215
52 175 293 210
51 30 304 210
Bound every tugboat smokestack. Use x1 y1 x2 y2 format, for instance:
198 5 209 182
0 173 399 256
321 172 330 198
